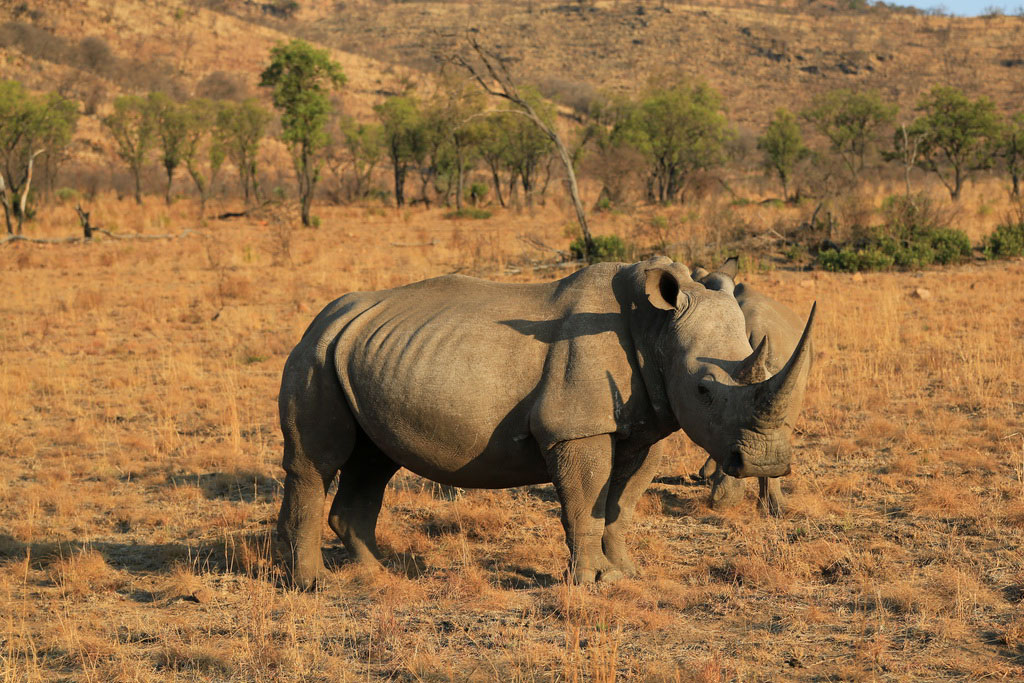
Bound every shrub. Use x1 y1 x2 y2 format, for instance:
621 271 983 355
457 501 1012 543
819 247 894 272
466 182 488 206
443 208 491 220
984 221 1024 259
815 194 971 271
55 187 79 204
569 234 630 262
880 193 945 241
929 228 973 264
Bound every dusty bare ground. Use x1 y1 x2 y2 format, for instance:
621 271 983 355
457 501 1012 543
2 197 1024 681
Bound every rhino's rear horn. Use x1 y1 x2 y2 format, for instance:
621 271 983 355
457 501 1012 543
753 302 816 427
735 335 772 384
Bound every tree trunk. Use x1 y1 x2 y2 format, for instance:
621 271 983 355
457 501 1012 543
951 165 963 201
1 201 12 235
509 174 520 211
133 166 143 205
394 163 405 207
0 173 13 234
489 164 504 208
455 153 465 211
17 149 44 234
164 166 174 205
298 147 312 227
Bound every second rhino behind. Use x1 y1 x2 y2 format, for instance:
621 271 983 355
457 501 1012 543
692 258 812 515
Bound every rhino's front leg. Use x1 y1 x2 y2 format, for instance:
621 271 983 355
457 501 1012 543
601 441 664 579
709 467 745 509
696 455 717 482
544 434 615 584
757 477 787 516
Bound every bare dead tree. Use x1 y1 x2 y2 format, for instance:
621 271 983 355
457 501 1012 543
896 123 924 198
451 36 595 260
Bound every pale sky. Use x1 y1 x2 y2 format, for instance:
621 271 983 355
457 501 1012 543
890 0 1021 15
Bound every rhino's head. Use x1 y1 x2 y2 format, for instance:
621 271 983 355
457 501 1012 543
641 263 814 478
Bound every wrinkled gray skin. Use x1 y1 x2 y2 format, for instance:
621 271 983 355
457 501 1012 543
277 256 814 588
692 258 810 515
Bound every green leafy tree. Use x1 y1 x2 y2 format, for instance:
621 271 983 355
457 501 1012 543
619 82 732 204
998 111 1024 197
584 93 643 208
374 94 426 207
260 39 346 226
103 94 156 205
801 88 896 181
501 87 555 209
180 98 225 217
148 92 190 205
757 109 809 202
909 86 1000 201
0 81 78 233
216 98 270 206
432 76 486 210
332 115 384 201
476 112 513 208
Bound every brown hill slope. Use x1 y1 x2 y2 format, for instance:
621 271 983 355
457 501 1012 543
1 0 1021 146
295 0 1024 128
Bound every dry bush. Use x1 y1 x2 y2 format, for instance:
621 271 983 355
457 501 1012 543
48 549 125 598
194 70 250 101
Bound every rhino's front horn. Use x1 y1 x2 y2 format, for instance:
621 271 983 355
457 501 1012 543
752 302 816 427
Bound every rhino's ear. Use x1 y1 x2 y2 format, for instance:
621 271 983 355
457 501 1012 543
645 267 691 312
719 256 739 278
691 266 710 280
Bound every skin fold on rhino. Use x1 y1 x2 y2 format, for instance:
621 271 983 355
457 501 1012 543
691 257 812 515
276 256 815 588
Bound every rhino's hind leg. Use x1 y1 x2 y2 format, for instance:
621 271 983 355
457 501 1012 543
277 367 357 589
757 477 788 516
545 434 616 584
709 469 745 510
602 441 664 578
328 441 400 568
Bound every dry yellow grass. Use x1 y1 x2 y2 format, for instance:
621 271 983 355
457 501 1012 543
2 190 1024 681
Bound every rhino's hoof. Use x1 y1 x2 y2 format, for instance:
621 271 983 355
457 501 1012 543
287 570 320 591
709 476 744 509
572 568 598 584
282 556 324 590
609 557 637 577
759 494 788 517
597 568 624 584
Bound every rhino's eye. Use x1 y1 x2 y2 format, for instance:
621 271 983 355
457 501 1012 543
697 384 713 406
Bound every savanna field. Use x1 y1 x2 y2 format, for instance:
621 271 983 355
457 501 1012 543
1 193 1023 681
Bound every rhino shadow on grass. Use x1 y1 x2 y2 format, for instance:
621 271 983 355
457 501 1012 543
0 531 285 588
165 470 280 503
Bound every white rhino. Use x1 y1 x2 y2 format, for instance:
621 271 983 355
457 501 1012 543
277 257 814 588
692 257 811 515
